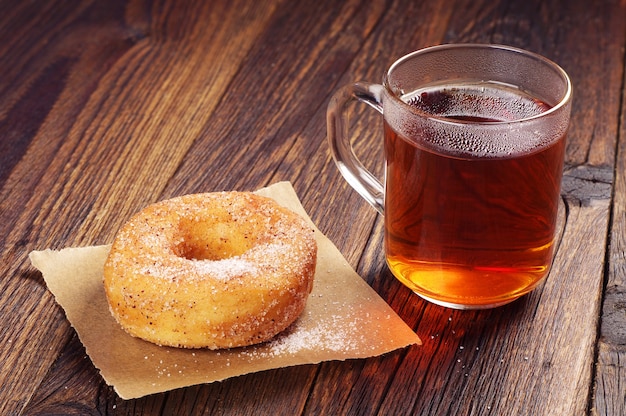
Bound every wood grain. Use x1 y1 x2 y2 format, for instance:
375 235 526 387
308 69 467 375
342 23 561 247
592 43 626 414
1 0 280 414
0 0 624 414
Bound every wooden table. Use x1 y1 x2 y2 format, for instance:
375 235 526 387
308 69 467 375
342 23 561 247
1 0 624 414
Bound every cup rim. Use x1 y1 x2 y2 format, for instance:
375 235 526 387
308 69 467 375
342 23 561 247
383 43 573 125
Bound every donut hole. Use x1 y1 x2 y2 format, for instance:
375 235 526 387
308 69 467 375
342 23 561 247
174 218 258 261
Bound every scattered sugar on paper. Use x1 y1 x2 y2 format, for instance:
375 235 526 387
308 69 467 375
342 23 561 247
236 311 373 361
268 319 353 355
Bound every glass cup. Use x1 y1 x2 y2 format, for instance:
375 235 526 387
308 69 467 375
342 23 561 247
327 44 572 309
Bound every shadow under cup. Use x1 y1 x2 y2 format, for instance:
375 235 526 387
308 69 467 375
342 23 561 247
327 44 572 309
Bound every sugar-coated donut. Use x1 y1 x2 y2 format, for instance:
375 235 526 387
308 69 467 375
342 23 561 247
103 192 317 349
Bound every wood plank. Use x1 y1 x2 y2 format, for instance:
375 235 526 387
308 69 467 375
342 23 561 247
0 1 140 413
159 0 390 198
592 49 626 415
2 1 280 414
594 344 626 416
294 0 624 414
20 0 387 413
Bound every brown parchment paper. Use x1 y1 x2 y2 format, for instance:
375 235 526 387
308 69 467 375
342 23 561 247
29 181 420 400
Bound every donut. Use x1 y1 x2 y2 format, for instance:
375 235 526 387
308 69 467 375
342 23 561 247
103 192 317 349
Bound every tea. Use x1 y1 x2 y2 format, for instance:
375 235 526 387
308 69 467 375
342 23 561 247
384 83 565 308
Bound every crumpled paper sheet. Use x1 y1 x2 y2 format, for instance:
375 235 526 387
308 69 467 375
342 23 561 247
29 181 420 399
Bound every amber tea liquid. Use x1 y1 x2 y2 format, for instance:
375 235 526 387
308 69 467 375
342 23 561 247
384 83 565 308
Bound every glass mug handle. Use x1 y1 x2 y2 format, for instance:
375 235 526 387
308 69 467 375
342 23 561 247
326 82 385 214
